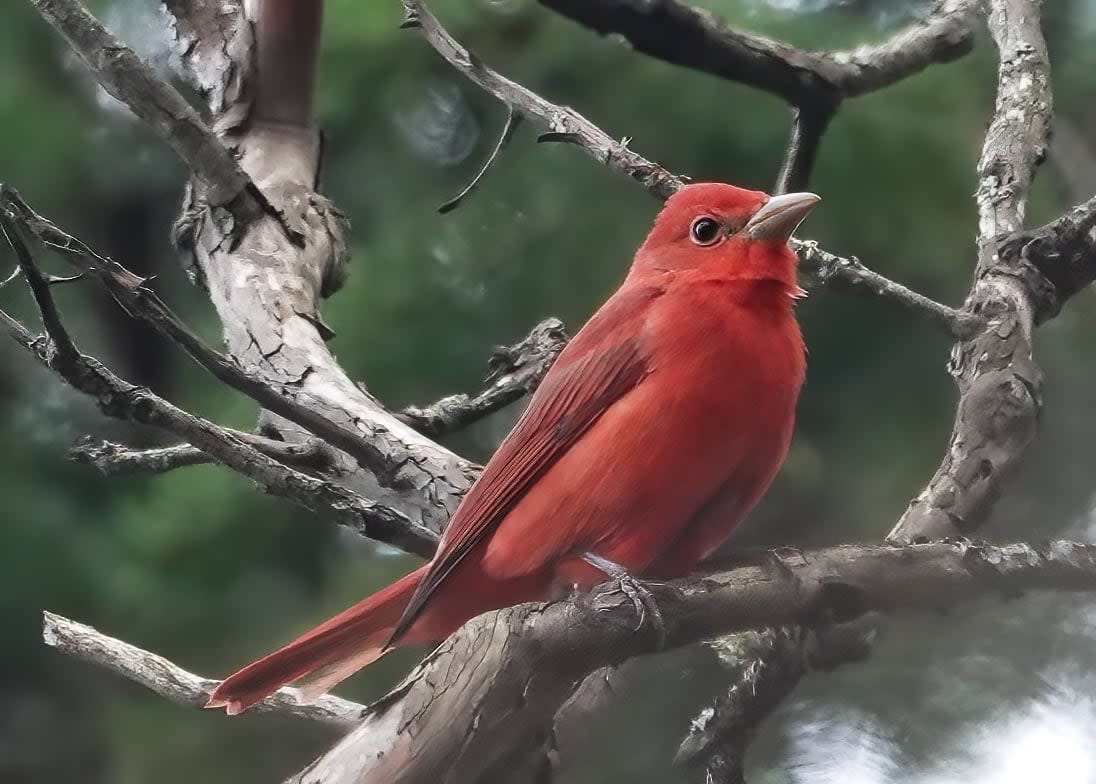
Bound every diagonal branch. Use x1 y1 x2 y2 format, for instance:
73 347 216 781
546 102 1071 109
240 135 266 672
0 185 445 515
0 268 438 557
43 612 368 728
401 0 684 200
159 0 475 535
27 0 277 226
402 0 973 339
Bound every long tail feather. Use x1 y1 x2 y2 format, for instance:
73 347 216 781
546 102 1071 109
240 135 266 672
206 565 426 715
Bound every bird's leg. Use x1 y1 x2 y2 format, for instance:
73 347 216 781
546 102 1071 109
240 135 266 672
582 553 665 647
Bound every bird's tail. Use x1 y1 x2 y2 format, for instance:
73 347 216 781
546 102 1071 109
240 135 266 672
205 565 426 715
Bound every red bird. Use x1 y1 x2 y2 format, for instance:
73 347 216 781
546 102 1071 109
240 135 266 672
207 183 818 714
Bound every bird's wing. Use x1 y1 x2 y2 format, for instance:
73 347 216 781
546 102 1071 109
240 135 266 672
388 283 660 643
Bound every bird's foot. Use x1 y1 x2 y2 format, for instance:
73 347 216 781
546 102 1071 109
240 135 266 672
583 553 665 647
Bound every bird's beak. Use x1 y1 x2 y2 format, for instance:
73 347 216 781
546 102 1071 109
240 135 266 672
745 192 820 241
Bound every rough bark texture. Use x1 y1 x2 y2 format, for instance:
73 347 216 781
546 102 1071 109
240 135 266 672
170 0 475 535
540 0 978 107
889 0 1053 542
285 540 1096 784
42 612 369 728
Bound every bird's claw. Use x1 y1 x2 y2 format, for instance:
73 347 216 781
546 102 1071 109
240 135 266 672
584 553 666 647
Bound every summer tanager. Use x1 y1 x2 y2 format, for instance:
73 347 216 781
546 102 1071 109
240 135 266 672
207 182 818 714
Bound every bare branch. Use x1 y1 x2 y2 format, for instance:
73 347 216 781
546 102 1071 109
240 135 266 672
697 3 1056 774
27 0 273 223
775 106 836 195
439 107 523 214
0 185 451 523
890 0 1053 542
0 213 80 364
403 0 971 340
70 432 336 477
42 612 367 728
401 0 684 200
291 539 1096 784
397 318 568 439
538 0 978 107
675 628 807 784
0 284 438 557
1002 192 1096 324
795 240 981 338
161 0 474 535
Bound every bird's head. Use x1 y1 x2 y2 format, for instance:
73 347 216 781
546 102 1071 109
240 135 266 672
633 182 819 289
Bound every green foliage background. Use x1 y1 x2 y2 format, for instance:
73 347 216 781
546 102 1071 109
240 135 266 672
1 1 1095 782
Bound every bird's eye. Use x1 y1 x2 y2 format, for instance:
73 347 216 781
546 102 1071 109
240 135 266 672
690 217 722 246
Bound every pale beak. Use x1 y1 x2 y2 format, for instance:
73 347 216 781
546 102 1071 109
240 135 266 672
745 192 821 241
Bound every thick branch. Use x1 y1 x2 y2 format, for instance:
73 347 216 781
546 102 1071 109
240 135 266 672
162 0 475 535
890 0 1053 542
539 0 978 107
28 0 268 220
290 540 1096 784
42 612 367 728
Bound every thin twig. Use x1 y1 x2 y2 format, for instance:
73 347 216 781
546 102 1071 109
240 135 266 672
439 107 524 214
70 433 336 477
795 240 981 339
401 0 684 200
397 318 567 438
42 612 368 728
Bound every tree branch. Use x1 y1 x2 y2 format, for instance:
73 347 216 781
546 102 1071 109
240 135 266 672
42 612 368 728
397 318 567 439
0 261 438 557
775 106 836 195
401 0 684 200
288 539 1096 784
538 0 979 107
795 239 982 338
889 0 1053 542
691 4 1058 777
69 432 336 477
161 0 475 536
403 0 972 339
27 0 275 224
0 185 453 546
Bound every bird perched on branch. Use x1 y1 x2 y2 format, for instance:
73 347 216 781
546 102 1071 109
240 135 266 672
207 182 819 714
